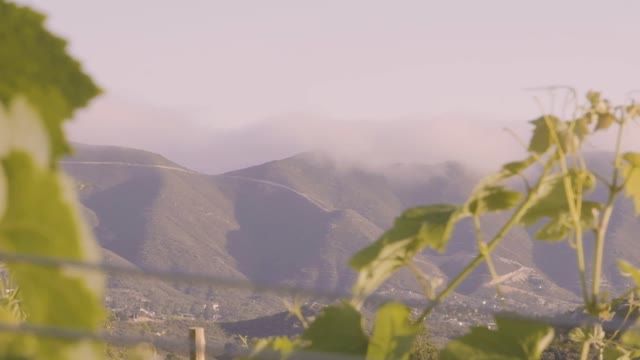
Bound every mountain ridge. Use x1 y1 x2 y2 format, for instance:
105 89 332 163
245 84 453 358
62 144 637 323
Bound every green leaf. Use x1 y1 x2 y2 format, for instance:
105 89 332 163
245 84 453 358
502 157 536 178
367 303 420 360
627 104 640 118
0 96 51 168
620 152 640 215
468 185 522 215
595 113 617 131
521 169 600 241
618 260 640 286
603 346 632 360
527 116 587 155
572 116 592 141
522 169 595 216
244 337 298 360
587 91 610 114
0 151 105 359
621 327 640 349
534 214 571 242
587 91 602 107
528 116 561 155
351 205 463 268
533 201 601 242
350 237 414 305
0 1 101 161
440 315 554 360
568 328 586 343
622 152 640 168
603 345 633 360
349 205 464 301
300 302 369 356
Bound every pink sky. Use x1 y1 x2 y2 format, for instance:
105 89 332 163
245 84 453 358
17 0 640 172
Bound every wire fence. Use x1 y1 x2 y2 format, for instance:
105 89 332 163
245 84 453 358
0 322 368 360
0 250 637 359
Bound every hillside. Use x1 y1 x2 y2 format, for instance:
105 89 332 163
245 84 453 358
63 145 445 322
62 145 639 326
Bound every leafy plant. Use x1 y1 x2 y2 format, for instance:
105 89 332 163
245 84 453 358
243 90 640 360
0 0 106 359
409 327 439 360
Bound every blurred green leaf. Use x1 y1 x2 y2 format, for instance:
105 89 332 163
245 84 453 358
618 260 640 287
244 336 297 360
533 201 601 242
595 113 617 131
440 315 554 360
0 151 105 359
528 116 587 155
534 214 571 242
603 345 633 360
367 303 420 360
573 116 592 141
468 185 522 215
621 327 640 350
528 116 562 155
350 205 464 301
300 302 368 356
620 152 640 215
568 328 586 343
521 169 599 241
587 91 602 107
627 104 640 118
502 157 536 178
522 169 599 240
0 1 101 161
0 96 51 169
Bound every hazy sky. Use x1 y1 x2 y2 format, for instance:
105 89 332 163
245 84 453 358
17 0 640 173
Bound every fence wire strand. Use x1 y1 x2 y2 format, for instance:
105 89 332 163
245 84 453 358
0 250 637 359
0 251 400 304
0 322 372 360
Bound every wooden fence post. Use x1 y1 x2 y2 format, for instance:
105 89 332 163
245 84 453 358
189 327 205 360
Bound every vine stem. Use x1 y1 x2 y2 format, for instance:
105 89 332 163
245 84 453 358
539 105 590 306
591 120 626 307
415 160 555 324
579 340 590 360
473 215 503 300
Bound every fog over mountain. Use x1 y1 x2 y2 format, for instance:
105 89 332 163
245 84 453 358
67 95 640 175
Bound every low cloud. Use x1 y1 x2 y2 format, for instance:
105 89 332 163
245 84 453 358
66 95 640 174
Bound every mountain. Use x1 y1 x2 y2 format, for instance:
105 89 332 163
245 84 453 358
61 144 639 324
63 145 445 320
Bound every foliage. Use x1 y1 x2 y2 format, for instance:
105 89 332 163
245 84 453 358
440 315 554 360
0 0 106 359
367 303 420 360
243 89 640 360
0 0 101 161
620 152 640 215
409 327 439 360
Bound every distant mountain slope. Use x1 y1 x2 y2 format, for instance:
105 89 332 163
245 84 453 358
227 152 548 300
62 145 639 322
64 146 278 320
226 152 405 228
69 143 191 169
63 146 446 320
